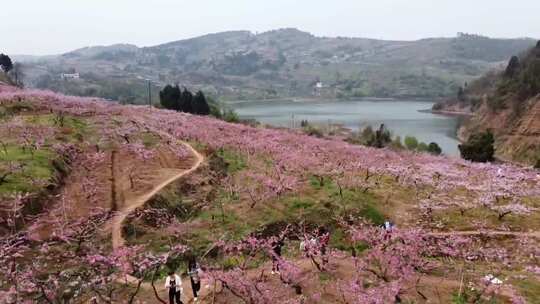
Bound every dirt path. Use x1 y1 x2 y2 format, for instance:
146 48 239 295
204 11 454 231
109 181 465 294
428 230 540 238
111 141 204 249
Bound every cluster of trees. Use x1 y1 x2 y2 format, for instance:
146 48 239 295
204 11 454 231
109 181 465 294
159 85 210 115
347 124 442 155
446 41 540 112
0 54 13 73
299 120 324 138
345 124 393 148
159 85 241 122
364 124 392 148
404 135 442 155
459 130 495 162
0 53 24 87
491 42 540 110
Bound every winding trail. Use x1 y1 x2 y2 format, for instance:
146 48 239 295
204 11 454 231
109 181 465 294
111 141 204 250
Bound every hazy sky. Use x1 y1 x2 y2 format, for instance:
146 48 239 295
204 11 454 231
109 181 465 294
2 0 539 55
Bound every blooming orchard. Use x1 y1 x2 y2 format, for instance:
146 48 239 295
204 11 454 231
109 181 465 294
0 85 538 303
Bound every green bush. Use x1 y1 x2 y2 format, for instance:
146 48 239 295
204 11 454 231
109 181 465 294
205 96 240 122
451 292 467 304
417 142 429 152
358 204 385 226
222 109 240 123
349 125 395 149
404 136 419 150
459 130 495 162
360 126 375 145
303 125 324 138
427 142 442 155
391 136 404 150
373 124 392 148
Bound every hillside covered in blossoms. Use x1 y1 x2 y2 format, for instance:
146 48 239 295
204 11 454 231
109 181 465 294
1 84 539 303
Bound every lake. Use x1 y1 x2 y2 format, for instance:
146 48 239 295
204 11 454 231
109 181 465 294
231 99 462 156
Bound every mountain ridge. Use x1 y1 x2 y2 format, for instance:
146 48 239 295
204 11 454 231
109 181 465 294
17 28 537 102
15 28 538 56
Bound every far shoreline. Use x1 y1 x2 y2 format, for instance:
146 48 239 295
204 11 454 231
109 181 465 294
419 109 474 117
226 96 443 105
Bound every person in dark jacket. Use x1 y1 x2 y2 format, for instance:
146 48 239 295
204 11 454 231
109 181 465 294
271 237 285 274
188 258 201 302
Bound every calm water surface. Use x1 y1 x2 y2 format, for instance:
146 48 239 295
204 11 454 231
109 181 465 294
231 99 461 156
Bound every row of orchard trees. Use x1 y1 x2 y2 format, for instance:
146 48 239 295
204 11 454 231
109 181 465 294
159 85 210 115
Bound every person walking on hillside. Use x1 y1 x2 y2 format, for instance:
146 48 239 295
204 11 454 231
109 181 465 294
318 227 330 265
165 270 183 304
383 220 395 232
271 236 285 274
188 258 202 302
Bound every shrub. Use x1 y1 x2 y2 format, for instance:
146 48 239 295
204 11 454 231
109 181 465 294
458 130 495 162
404 136 419 150
222 109 240 123
373 124 392 148
487 95 506 112
504 56 520 78
303 125 324 138
192 91 210 115
350 124 393 149
427 142 442 155
209 102 222 118
391 136 404 150
417 142 429 152
0 54 13 73
360 126 375 146
159 84 181 110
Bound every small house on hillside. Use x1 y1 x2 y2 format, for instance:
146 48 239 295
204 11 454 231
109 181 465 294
313 81 323 96
60 73 80 80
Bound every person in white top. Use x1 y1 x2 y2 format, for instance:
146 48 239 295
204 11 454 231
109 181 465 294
165 271 183 304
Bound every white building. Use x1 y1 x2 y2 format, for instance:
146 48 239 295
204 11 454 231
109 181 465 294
61 73 80 80
313 81 324 96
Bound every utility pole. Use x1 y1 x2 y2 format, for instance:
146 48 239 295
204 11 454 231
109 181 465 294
148 80 152 107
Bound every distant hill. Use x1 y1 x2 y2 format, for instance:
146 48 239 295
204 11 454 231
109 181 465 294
18 29 536 103
435 41 540 165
